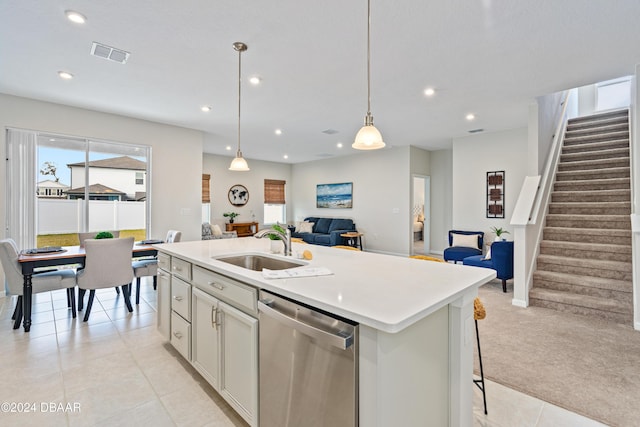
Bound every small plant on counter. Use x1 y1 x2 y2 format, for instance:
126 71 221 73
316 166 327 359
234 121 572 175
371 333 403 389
95 231 114 239
267 223 287 240
223 212 240 223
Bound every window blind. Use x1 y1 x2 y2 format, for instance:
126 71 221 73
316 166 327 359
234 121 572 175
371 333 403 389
264 179 285 204
202 174 211 203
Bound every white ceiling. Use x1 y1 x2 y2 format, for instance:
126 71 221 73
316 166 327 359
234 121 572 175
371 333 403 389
1 0 640 164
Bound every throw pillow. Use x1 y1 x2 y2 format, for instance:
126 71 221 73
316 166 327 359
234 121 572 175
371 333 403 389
484 247 492 260
451 233 479 248
212 224 223 237
294 221 302 233
298 221 314 233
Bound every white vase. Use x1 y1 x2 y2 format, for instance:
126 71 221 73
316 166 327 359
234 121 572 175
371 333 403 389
270 239 282 254
494 236 501 242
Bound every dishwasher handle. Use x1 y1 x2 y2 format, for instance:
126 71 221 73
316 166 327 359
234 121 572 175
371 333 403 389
258 300 353 350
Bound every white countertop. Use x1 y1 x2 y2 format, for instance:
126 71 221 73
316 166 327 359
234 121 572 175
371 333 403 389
154 238 496 333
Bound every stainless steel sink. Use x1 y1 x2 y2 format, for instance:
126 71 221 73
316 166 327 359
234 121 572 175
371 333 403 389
215 254 306 271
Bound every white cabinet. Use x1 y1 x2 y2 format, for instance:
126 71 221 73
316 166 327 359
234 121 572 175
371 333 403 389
156 268 171 340
191 287 258 426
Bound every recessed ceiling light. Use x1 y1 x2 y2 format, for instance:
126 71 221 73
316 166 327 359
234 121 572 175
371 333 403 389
274 129 282 135
336 142 343 148
225 146 232 151
466 113 476 121
65 10 87 24
201 105 212 112
424 88 435 97
283 154 289 159
249 76 261 85
58 71 74 80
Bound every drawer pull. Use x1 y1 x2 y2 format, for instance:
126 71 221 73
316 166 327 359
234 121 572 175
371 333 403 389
211 307 218 329
173 266 182 272
173 331 183 339
210 282 225 291
173 295 183 301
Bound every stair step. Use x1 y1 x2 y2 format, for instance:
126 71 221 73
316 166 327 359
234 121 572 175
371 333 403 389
545 214 630 230
555 166 629 181
539 240 632 262
567 109 629 126
563 130 629 145
565 124 629 139
562 138 629 154
547 201 630 215
553 177 630 192
543 226 631 246
536 254 631 281
533 270 632 294
560 147 629 163
551 189 630 203
558 157 630 172
529 288 633 324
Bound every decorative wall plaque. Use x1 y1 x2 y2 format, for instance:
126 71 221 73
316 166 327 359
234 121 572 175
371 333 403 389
228 184 249 206
486 171 505 218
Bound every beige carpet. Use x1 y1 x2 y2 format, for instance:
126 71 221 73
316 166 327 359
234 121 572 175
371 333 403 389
475 280 640 427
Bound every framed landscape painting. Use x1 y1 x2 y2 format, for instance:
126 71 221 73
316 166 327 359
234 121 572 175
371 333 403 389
316 182 353 209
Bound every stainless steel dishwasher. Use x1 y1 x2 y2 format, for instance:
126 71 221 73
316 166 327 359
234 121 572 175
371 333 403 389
258 290 358 427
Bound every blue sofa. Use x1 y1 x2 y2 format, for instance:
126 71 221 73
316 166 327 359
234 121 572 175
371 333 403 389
443 230 484 263
463 241 514 293
289 217 356 246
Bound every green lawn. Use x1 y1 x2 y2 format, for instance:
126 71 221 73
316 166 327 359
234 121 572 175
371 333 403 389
37 229 146 247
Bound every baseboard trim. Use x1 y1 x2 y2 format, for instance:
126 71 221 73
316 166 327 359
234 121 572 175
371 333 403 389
512 298 528 308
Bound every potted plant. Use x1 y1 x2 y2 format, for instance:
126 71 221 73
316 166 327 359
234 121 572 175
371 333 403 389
490 226 510 242
267 224 287 253
223 212 240 223
95 231 114 239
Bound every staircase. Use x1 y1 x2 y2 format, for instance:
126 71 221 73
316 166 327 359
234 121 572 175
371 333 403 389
529 109 633 324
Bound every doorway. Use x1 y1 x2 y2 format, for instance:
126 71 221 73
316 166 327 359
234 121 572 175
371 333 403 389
412 175 430 255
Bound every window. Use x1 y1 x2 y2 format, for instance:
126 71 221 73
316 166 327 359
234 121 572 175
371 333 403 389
264 179 286 225
202 174 211 223
135 172 144 185
596 77 631 112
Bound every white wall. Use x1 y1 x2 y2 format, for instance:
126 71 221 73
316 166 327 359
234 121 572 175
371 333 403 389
291 147 411 255
0 94 203 246
202 154 292 231
452 128 528 243
536 91 566 175
429 149 453 253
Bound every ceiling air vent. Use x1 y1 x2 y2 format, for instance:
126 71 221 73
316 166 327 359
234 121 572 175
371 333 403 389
90 42 130 64
322 129 339 135
468 128 484 134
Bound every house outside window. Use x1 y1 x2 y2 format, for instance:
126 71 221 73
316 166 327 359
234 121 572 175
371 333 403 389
264 179 286 225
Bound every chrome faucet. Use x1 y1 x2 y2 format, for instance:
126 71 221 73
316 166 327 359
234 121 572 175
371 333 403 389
255 226 292 256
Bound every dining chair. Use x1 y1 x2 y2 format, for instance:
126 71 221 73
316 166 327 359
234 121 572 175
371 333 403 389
132 230 181 304
0 238 77 330
78 230 120 247
76 237 135 322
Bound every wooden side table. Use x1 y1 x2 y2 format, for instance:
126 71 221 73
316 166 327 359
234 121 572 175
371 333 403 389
341 232 364 250
226 221 258 237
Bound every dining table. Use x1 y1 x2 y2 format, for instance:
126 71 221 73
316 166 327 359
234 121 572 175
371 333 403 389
17 243 157 332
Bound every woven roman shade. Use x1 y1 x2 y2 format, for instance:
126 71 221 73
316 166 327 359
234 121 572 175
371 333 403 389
202 174 211 203
264 179 285 204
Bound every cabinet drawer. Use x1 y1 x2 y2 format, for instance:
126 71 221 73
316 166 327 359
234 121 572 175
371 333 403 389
171 257 192 281
192 266 257 314
158 252 171 271
170 312 191 361
172 276 192 321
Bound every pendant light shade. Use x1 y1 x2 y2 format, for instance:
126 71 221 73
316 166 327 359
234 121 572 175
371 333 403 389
229 42 250 171
353 0 385 150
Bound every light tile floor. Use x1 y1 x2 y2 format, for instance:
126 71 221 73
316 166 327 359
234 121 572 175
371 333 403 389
1 280 608 427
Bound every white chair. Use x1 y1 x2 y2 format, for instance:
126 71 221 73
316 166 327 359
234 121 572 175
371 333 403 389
78 230 120 247
132 230 181 304
0 238 77 330
77 237 135 322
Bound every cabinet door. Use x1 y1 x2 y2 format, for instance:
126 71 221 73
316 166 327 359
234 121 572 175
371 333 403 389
191 287 221 389
220 301 258 426
156 269 171 340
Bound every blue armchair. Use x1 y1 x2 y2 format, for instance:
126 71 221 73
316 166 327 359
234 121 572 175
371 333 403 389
463 241 514 293
443 230 484 263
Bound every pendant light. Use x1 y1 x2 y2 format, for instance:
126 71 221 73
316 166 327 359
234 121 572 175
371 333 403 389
353 0 385 150
229 42 250 171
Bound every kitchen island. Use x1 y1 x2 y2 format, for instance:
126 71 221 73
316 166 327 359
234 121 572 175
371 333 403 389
154 238 495 427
